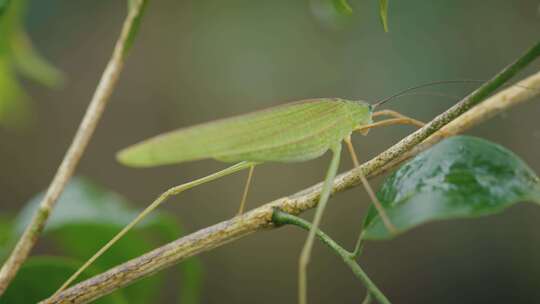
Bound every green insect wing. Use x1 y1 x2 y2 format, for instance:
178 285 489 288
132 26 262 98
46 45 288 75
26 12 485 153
117 99 372 167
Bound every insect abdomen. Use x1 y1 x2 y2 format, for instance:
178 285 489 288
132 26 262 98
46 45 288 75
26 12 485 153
215 110 353 163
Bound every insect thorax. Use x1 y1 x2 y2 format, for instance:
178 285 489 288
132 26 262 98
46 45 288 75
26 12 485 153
340 99 373 128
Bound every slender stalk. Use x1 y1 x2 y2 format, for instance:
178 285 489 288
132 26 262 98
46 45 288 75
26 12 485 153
299 145 342 304
0 0 148 294
362 293 373 304
272 209 391 304
41 42 540 303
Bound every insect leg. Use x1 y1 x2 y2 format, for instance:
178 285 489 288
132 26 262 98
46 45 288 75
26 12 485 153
370 111 455 137
344 137 396 237
298 144 342 304
355 118 424 133
52 161 256 299
373 109 425 127
237 164 255 215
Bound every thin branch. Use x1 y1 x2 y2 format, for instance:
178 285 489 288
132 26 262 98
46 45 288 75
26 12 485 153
271 209 391 304
41 39 540 304
0 0 148 294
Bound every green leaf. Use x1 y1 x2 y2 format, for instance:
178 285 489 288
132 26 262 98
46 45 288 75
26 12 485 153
2 0 63 87
0 0 62 127
15 177 160 234
379 0 389 32
0 0 10 18
362 136 540 240
0 215 13 259
331 0 353 15
0 58 30 128
179 258 204 304
14 177 203 303
0 256 128 304
10 30 64 87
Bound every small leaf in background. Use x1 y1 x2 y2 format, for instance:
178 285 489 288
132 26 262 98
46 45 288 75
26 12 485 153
179 258 204 304
331 0 353 15
310 0 352 30
379 0 389 32
0 256 128 304
0 0 62 128
362 136 540 240
13 177 203 303
0 215 12 259
15 177 157 234
0 58 30 128
0 0 9 18
10 30 63 87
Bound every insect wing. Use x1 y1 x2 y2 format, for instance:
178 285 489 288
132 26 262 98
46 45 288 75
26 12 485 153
117 99 344 167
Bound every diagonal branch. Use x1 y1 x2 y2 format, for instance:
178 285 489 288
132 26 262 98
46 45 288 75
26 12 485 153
0 0 148 294
43 41 540 304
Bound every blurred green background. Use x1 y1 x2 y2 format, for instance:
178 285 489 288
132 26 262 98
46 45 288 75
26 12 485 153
1 0 540 303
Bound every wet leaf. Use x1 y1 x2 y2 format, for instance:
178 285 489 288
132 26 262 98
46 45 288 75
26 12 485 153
362 136 540 240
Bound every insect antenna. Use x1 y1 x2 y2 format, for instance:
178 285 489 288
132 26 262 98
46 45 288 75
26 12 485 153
397 91 463 100
372 79 485 108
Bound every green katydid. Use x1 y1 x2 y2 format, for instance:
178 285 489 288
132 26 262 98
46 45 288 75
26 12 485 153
53 81 485 302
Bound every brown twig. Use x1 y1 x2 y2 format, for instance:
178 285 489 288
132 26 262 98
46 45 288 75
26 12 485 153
0 0 148 295
42 57 540 303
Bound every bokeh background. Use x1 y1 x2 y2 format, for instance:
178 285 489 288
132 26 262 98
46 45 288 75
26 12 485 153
2 0 540 303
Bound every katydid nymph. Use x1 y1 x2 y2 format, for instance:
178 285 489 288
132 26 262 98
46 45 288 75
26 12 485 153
54 81 480 302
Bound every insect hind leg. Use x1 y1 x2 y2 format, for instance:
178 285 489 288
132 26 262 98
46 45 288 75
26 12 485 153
51 161 255 299
356 110 425 134
356 118 425 134
373 109 424 127
344 137 397 240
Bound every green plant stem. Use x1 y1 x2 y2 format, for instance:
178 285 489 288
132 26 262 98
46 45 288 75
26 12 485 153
352 231 365 258
0 0 148 295
272 209 391 304
466 41 540 107
362 293 373 304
